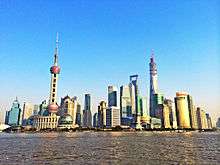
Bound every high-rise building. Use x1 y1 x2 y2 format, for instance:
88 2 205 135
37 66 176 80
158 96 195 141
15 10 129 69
76 103 82 126
206 113 212 129
108 86 117 107
4 111 9 125
33 105 39 115
39 100 48 116
153 93 164 118
140 97 148 116
129 83 136 116
120 85 132 126
175 92 191 129
83 94 92 127
216 118 220 128
196 107 206 129
106 106 120 128
93 113 98 128
149 52 159 118
161 104 171 129
164 99 177 129
7 97 22 126
187 95 198 129
22 102 34 126
48 34 61 114
130 75 142 129
60 95 76 125
98 101 107 128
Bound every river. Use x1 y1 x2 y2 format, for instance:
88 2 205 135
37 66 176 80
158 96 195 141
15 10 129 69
0 131 219 164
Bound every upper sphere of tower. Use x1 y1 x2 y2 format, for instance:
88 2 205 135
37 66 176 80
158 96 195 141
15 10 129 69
50 66 60 74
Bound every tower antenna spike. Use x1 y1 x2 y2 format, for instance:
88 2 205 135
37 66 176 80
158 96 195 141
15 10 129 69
56 32 59 52
151 49 154 59
54 32 59 65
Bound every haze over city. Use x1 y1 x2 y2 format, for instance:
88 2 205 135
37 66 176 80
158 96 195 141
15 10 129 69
0 0 219 123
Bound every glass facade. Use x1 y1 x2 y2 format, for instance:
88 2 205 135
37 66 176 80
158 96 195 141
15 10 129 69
108 86 117 107
8 98 22 126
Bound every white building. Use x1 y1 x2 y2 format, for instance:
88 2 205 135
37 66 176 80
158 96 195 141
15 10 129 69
106 106 120 128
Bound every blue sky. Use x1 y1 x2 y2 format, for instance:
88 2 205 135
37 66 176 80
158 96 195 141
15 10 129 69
0 0 219 123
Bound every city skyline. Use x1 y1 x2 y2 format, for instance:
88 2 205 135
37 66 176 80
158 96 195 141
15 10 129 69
0 1 219 123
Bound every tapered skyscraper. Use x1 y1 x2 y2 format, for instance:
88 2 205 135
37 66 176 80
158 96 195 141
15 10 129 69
48 34 61 114
149 51 158 117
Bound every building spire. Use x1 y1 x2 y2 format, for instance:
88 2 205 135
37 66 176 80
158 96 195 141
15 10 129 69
54 32 59 65
151 49 154 58
150 49 155 63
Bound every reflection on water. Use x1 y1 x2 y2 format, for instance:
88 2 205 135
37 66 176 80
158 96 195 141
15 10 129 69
0 132 219 164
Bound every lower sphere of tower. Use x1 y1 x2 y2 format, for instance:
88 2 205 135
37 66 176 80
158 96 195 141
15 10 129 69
48 103 58 113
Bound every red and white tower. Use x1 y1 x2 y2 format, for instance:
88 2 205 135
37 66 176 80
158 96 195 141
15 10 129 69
48 33 61 114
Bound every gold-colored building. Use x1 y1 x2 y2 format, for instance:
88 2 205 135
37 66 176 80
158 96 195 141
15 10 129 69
197 107 208 129
162 104 171 129
98 101 107 128
175 92 191 129
22 102 34 126
60 95 77 125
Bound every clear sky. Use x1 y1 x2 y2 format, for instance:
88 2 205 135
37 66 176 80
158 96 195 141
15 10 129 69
0 0 219 123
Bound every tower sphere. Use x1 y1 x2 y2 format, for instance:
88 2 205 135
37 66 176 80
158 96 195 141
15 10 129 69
48 103 58 113
50 66 60 74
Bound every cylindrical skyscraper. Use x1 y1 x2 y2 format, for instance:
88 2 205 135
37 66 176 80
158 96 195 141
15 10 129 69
48 34 61 114
175 92 191 129
149 51 158 117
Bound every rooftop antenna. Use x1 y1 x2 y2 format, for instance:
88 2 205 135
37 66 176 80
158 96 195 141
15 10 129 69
54 32 59 65
151 49 154 59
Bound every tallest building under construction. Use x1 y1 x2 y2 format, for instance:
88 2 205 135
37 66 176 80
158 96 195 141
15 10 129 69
149 51 158 117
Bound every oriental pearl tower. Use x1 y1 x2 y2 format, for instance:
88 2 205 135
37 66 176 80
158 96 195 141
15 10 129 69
48 33 61 114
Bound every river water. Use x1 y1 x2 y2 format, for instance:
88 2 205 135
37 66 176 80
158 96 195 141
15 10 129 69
0 131 219 164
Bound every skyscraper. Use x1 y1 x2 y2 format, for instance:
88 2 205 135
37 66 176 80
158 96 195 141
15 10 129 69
153 93 164 118
108 86 117 107
164 99 177 129
39 100 48 116
196 107 208 129
98 101 107 128
187 95 198 129
76 103 82 126
48 33 61 114
140 97 148 117
60 95 77 125
83 94 92 127
93 113 98 128
106 106 120 128
206 113 212 129
120 85 133 126
22 102 34 126
140 97 151 128
175 92 191 129
130 75 142 129
216 118 220 128
149 51 159 117
7 97 22 126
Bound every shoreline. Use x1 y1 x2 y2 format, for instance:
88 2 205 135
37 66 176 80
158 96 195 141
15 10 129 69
1 127 218 134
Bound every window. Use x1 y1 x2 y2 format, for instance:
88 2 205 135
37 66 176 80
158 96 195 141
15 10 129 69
54 74 56 77
53 84 56 87
53 89 55 92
